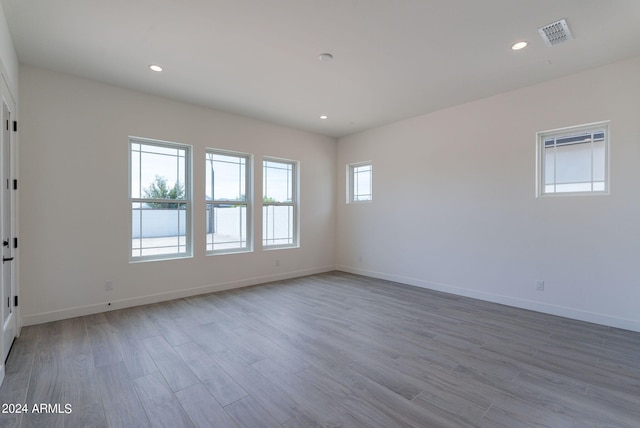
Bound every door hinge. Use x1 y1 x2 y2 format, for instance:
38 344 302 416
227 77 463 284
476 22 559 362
13 237 17 249
13 121 17 132
14 296 18 307
13 179 17 190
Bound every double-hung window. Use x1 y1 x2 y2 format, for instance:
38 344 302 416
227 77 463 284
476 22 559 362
130 138 191 260
537 122 609 196
347 161 373 202
206 149 251 253
263 158 298 248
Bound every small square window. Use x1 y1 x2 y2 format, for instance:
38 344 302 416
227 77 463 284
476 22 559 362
347 162 372 203
537 122 609 196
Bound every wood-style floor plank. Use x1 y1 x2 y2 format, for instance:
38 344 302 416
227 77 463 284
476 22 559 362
212 348 300 424
0 271 638 427
175 383 239 428
174 342 248 406
223 396 281 428
96 362 151 428
141 335 199 392
133 372 194 428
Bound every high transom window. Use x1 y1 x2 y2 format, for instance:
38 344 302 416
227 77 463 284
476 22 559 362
537 122 609 196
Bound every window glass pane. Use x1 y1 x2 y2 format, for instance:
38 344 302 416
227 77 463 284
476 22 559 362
206 153 246 201
264 161 293 203
592 139 605 183
263 205 294 246
132 202 187 257
131 149 141 198
353 164 372 201
137 144 186 200
554 182 593 193
554 143 591 185
543 147 555 188
206 203 247 251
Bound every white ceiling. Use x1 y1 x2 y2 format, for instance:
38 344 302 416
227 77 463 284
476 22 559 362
3 0 640 138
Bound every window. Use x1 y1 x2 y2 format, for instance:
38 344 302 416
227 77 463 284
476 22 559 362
347 161 372 202
537 122 609 196
263 158 297 248
206 150 251 253
130 138 191 260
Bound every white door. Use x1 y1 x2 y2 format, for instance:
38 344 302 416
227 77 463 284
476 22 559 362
1 94 16 363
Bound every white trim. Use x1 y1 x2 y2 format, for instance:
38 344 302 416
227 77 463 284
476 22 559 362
336 265 640 333
21 264 640 332
22 265 336 326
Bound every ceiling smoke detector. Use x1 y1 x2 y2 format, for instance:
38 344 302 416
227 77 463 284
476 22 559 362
538 18 573 46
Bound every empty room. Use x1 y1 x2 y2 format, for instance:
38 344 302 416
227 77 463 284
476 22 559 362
0 0 639 427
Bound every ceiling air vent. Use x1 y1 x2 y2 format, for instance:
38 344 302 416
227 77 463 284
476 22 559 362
538 19 573 46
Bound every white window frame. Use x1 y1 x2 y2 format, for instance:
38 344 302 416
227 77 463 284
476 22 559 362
536 121 610 197
206 148 253 255
347 161 373 203
129 137 192 262
262 157 299 249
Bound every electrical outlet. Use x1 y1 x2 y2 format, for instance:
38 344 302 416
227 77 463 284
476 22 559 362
535 280 544 291
105 280 113 291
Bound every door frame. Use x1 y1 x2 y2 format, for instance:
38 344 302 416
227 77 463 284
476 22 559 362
0 68 18 386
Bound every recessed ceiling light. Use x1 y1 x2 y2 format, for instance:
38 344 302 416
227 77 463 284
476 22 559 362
149 64 163 72
511 41 528 51
318 53 333 62
320 115 328 120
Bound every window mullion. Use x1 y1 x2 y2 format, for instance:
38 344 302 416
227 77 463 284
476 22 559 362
553 140 557 193
590 132 595 192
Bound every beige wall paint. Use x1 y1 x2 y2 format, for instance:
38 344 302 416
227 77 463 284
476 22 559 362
19 65 336 324
337 56 640 332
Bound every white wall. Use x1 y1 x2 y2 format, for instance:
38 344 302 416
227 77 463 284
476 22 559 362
337 56 640 332
19 65 336 324
0 2 18 95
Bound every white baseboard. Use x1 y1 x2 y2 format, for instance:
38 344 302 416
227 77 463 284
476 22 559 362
22 266 336 326
23 264 640 333
336 265 640 333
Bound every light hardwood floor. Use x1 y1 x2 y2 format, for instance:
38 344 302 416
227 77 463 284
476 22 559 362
0 271 639 427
